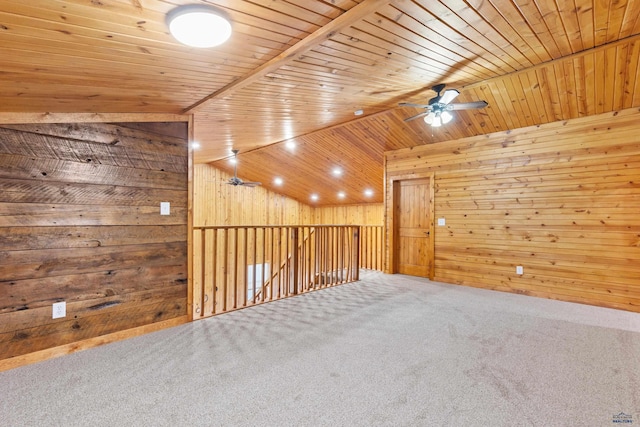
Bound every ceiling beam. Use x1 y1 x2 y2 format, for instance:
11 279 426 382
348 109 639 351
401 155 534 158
183 0 394 114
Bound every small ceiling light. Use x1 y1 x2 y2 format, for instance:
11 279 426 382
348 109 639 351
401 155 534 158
332 168 343 176
364 189 374 197
337 191 346 199
354 109 364 116
285 141 296 150
190 141 201 149
274 177 283 186
310 194 319 202
167 5 232 48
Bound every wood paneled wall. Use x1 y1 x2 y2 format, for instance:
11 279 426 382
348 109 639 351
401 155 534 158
0 122 189 363
385 107 640 312
194 164 383 227
194 164 313 226
313 204 384 225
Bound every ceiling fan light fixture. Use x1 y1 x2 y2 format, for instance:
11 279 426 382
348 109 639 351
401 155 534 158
431 114 442 127
167 5 232 48
424 112 435 125
441 111 453 124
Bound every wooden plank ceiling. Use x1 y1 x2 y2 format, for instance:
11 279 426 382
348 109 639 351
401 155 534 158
1 0 639 205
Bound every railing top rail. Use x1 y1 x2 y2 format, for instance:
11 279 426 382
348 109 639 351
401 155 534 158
193 224 377 230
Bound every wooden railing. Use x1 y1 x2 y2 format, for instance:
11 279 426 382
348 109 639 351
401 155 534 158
359 225 383 271
192 225 368 319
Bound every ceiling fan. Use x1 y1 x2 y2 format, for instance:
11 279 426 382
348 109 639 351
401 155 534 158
227 149 261 187
399 84 488 126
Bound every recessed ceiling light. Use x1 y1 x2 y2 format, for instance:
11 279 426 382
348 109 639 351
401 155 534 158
364 189 373 197
332 168 342 176
274 177 283 186
354 109 364 116
190 141 201 149
310 194 319 201
167 5 232 48
285 141 296 150
337 191 346 199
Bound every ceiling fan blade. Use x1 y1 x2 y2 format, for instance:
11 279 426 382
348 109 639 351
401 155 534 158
242 182 262 187
449 100 488 110
404 111 430 122
399 102 430 108
439 89 459 105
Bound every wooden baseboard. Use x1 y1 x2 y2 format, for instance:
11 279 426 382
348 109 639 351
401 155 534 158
0 316 189 373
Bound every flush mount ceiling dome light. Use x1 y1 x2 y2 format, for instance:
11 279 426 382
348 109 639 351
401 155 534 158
167 5 232 48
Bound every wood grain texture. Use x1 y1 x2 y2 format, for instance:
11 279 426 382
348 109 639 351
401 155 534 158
0 122 189 361
385 107 640 312
1 1 640 208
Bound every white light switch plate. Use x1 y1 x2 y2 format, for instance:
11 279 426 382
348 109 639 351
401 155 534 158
52 301 66 319
516 266 524 275
160 202 170 215
437 218 446 226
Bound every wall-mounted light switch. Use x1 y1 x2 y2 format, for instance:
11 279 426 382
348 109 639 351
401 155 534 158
52 301 66 319
516 266 524 275
437 218 446 226
160 202 170 215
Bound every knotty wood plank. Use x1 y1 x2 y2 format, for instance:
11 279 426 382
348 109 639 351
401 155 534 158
0 241 186 282
0 128 187 173
0 225 186 250
1 265 187 314
0 154 186 190
0 179 187 206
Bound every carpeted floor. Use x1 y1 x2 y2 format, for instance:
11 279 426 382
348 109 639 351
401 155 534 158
1 272 639 426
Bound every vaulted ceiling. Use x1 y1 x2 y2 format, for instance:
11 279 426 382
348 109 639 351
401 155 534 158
1 0 639 205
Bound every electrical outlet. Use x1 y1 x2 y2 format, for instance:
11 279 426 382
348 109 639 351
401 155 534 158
52 301 66 319
516 266 524 275
160 202 170 215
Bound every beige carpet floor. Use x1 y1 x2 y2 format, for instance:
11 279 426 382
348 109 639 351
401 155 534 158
1 272 639 426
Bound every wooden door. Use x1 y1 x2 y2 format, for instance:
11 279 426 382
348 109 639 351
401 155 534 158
394 178 433 278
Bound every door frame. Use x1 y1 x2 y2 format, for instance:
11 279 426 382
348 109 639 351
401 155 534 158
387 173 435 280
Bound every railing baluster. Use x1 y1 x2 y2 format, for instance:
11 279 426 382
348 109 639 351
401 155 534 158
233 228 239 309
292 228 299 295
261 227 266 303
211 229 217 314
222 228 228 312
252 227 257 305
277 227 281 299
